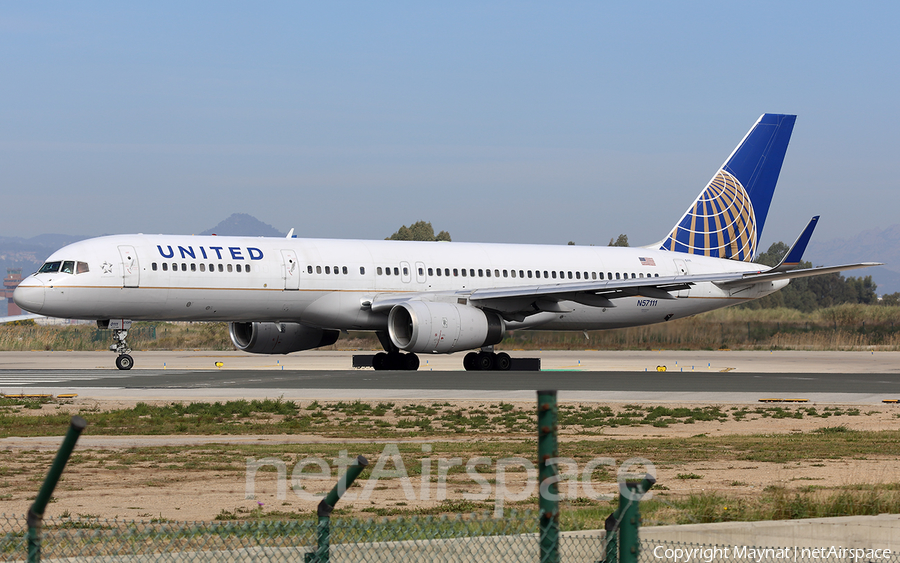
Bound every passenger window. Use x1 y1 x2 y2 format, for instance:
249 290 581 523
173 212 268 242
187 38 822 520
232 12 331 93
468 269 474 277
325 266 331 274
453 268 459 276
608 272 612 280
76 262 90 274
444 268 450 276
511 270 516 278
334 266 340 274
435 268 441 276
567 271 572 279
199 264 205 272
308 265 313 274
543 271 549 278
576 272 581 279
426 268 432 276
403 267 409 276
599 272 604 280
631 273 636 279
38 261 62 273
209 264 214 272
192 263 198 272
152 263 158 271
61 261 75 274
584 272 588 279
218 264 224 272
503 270 508 278
162 263 168 271
494 269 499 277
461 269 467 277
377 267 383 275
317 266 322 274
478 269 483 277
342 266 347 275
639 273 644 278
486 269 492 277
246 265 251 273
235 264 240 273
616 273 620 279
551 271 556 279
360 266 366 275
559 271 564 279
655 273 659 277
394 267 400 276
172 263 177 271
519 270 524 278
227 264 233 273
592 272 597 280
535 271 540 279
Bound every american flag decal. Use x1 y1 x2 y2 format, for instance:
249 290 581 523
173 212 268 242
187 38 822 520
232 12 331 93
639 257 656 266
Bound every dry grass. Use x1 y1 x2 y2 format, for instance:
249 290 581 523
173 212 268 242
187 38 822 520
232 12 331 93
1 304 898 352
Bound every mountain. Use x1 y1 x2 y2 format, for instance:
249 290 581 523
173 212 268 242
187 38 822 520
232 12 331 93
805 224 900 295
198 213 285 237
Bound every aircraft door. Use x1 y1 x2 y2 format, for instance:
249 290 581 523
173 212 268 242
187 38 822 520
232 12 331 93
118 245 140 288
281 249 300 290
415 261 426 284
672 259 690 297
400 261 411 283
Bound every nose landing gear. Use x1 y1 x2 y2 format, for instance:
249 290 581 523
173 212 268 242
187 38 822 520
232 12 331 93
101 319 134 370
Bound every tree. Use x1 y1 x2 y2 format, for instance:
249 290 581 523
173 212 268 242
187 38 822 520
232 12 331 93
882 292 900 306
386 221 451 242
608 234 629 247
743 241 878 312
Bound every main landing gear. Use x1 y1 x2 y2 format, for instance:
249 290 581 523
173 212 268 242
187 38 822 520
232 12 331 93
372 331 420 371
463 350 512 371
101 319 134 370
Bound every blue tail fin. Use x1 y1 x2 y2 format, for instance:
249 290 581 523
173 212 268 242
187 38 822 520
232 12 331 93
659 113 796 261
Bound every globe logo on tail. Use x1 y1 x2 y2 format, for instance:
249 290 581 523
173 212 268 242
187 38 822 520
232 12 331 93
660 170 757 261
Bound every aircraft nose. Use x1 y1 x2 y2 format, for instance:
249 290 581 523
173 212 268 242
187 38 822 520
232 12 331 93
13 278 44 314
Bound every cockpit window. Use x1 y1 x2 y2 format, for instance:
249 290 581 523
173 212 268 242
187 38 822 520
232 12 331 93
39 261 61 273
61 261 75 274
76 262 89 274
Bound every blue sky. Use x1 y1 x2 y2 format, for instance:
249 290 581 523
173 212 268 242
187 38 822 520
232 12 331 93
1 2 897 249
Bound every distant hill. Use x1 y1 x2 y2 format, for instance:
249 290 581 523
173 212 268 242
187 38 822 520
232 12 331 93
806 224 900 295
199 213 285 237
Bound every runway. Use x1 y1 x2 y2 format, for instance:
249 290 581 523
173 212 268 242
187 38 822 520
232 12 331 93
1 351 899 403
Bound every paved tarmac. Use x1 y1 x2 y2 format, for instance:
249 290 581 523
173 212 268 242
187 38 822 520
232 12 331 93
1 351 899 403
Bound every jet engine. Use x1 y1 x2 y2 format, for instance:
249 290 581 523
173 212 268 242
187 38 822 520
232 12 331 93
388 301 504 354
229 322 339 354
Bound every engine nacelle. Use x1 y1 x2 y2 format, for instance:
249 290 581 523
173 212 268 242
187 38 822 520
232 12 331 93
229 322 339 355
388 301 504 354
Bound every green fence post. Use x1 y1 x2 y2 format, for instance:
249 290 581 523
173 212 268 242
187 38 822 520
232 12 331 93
27 416 87 563
538 390 559 563
306 454 369 563
609 475 654 563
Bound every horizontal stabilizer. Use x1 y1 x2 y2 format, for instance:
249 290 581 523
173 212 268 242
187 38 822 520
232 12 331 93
717 262 883 287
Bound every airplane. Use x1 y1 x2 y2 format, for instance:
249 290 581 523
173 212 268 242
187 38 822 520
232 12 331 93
9 113 881 371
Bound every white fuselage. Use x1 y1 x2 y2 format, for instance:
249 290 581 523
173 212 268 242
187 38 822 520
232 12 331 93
14 234 785 332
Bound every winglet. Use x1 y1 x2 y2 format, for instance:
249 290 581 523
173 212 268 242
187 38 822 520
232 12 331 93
286 228 295 239
772 216 819 272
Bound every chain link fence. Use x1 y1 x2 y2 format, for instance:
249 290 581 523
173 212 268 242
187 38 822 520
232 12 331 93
4 513 898 563
1 512 608 563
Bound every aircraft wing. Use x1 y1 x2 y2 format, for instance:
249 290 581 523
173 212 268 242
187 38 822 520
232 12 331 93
370 261 882 318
